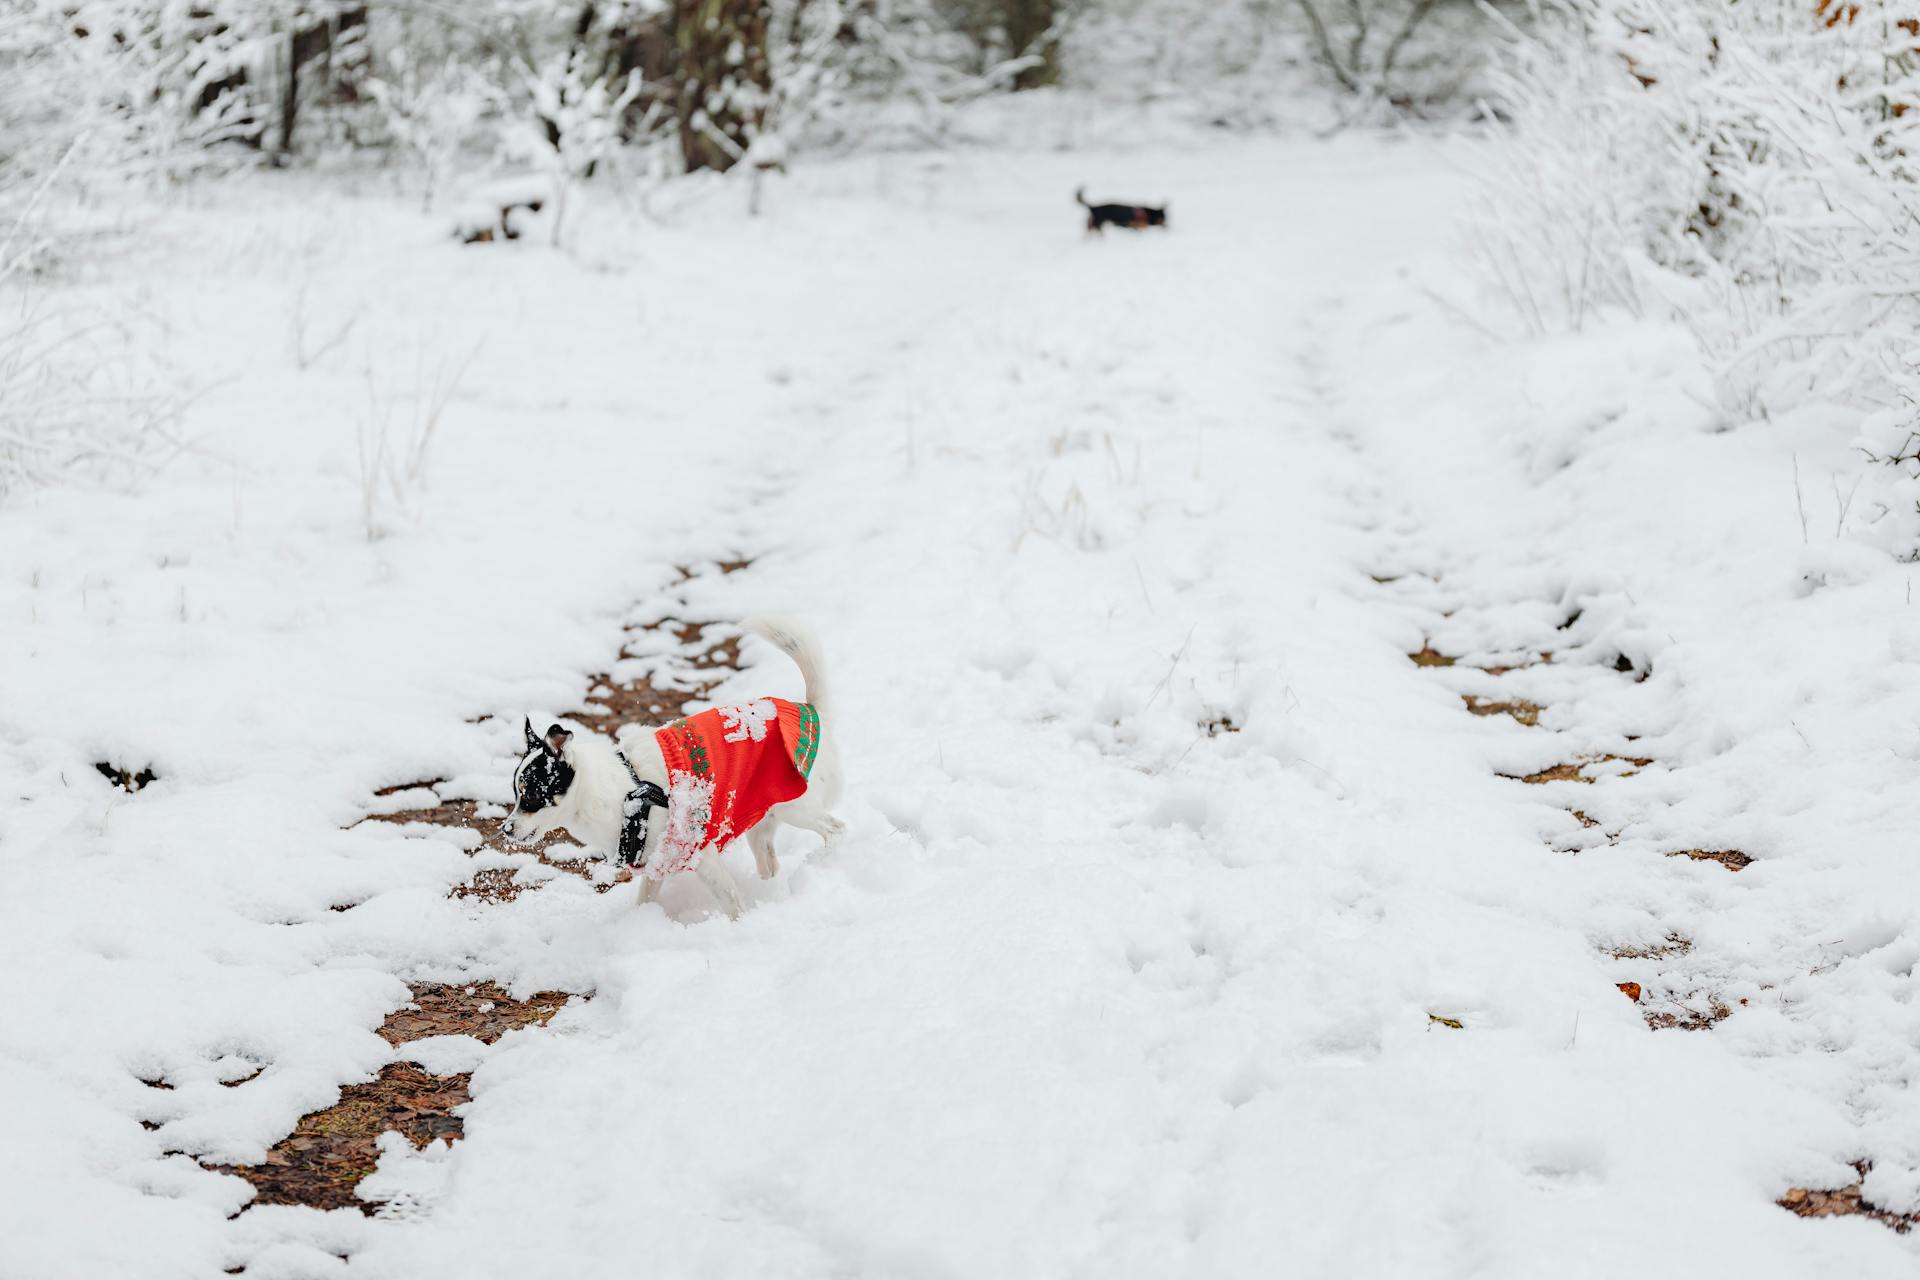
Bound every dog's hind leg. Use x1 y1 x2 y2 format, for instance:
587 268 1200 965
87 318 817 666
784 804 846 842
747 822 780 880
694 851 746 920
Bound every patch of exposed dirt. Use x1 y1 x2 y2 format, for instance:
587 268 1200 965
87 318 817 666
1645 996 1733 1031
1481 652 1553 676
659 619 744 675
579 668 689 725
367 752 631 894
1611 653 1652 681
364 790 609 900
1607 935 1693 961
1779 1163 1919 1234
1667 848 1753 872
372 779 440 798
209 1062 471 1212
1408 645 1554 675
96 761 157 792
215 571 755 1234
448 866 529 904
1508 762 1585 784
377 982 572 1046
1200 713 1239 737
1463 695 1542 727
678 556 754 578
211 984 573 1214
577 615 749 725
1503 754 1654 785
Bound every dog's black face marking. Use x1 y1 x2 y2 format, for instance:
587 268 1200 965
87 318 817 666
512 751 574 813
513 719 575 815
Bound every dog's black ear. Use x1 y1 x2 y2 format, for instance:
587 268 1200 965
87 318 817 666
524 717 542 754
544 724 573 755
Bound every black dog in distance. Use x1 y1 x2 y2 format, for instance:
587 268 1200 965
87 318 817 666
1076 186 1169 234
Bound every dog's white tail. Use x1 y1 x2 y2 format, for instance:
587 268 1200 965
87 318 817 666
744 615 831 717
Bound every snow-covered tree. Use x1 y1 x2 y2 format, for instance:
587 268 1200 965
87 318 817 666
672 0 775 171
936 0 1067 87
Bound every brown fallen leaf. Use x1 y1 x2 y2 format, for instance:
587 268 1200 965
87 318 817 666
1617 981 1643 1003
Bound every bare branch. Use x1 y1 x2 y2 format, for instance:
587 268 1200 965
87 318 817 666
1291 0 1361 92
1378 0 1442 93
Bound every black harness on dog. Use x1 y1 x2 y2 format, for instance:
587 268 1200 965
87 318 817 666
615 750 669 869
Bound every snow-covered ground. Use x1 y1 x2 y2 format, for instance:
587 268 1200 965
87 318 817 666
3 123 1917 1278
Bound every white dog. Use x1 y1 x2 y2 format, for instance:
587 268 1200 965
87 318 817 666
501 616 844 918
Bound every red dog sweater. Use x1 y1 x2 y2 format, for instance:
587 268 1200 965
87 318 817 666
648 698 821 879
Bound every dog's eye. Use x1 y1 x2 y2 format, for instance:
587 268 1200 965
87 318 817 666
512 756 571 816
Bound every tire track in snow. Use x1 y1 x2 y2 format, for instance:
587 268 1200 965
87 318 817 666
1378 565 1914 1234
1301 275 1919 1243
1386 581 1750 1028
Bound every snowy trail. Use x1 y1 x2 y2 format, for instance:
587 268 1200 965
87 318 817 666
344 146 1914 1276
3 135 1916 1278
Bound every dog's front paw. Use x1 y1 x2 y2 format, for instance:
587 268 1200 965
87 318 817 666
820 815 847 840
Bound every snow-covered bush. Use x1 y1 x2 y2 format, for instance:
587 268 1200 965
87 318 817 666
515 48 648 241
0 288 185 502
0 3 216 499
354 351 474 541
1 0 301 190
1478 0 1920 380
363 49 496 210
1463 2 1685 334
1474 0 1920 548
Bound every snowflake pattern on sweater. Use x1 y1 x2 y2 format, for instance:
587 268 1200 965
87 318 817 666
718 699 778 743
